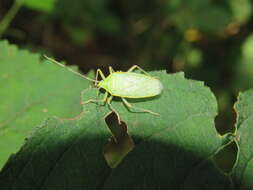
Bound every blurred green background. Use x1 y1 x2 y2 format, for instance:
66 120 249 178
1 0 253 134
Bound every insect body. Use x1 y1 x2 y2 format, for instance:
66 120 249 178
45 56 163 116
98 72 163 98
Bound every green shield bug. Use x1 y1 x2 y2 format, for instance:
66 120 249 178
45 56 163 117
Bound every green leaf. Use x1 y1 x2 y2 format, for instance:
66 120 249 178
0 40 90 169
23 0 56 12
229 0 252 24
0 66 232 189
232 89 253 189
233 34 253 90
169 0 231 33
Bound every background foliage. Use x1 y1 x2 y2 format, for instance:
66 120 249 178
1 0 253 133
1 0 253 189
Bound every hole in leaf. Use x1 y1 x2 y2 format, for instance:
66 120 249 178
103 111 135 168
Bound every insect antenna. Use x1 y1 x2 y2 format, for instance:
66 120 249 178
44 55 98 83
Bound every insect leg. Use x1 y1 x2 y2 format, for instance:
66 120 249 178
127 65 150 76
107 95 121 121
121 98 159 116
109 66 115 74
81 91 108 105
101 91 109 105
95 69 106 85
96 87 101 99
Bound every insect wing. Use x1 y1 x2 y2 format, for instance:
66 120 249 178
108 73 163 98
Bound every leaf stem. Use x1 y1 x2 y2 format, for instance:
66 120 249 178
0 0 24 38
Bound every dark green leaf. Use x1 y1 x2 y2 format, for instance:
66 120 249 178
0 66 231 189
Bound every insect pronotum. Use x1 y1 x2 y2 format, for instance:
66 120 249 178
45 56 163 117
